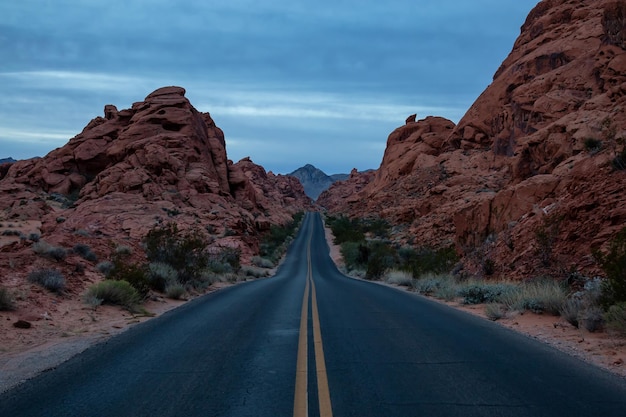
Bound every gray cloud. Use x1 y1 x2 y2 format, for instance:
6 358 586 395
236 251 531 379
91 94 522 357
0 0 538 173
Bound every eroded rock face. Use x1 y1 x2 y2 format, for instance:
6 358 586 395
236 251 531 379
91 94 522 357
320 0 626 279
0 86 312 270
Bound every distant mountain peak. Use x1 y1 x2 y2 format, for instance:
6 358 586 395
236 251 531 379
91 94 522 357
288 164 349 200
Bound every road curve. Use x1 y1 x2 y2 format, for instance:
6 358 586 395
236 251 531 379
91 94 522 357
1 212 626 417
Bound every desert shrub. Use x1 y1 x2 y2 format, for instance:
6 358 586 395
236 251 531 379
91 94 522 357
326 215 366 244
584 137 602 153
28 233 40 242
165 283 186 300
604 303 626 335
404 246 458 278
385 270 413 287
580 306 604 332
96 261 115 275
32 241 67 261
147 262 179 292
501 280 566 315
144 222 211 283
115 245 132 255
241 265 269 278
361 217 391 239
73 244 98 262
596 227 626 308
459 282 517 305
259 212 303 263
485 303 506 321
2 230 21 236
340 241 368 271
0 287 15 311
534 214 562 267
252 256 274 269
560 298 583 328
84 280 140 309
107 255 150 298
28 269 65 293
365 241 396 280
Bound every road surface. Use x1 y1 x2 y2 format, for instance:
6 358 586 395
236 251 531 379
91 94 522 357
1 212 626 416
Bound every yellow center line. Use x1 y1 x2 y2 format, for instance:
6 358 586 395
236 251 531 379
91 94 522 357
293 228 333 417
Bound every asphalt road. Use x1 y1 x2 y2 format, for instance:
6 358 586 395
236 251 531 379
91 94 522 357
2 212 626 417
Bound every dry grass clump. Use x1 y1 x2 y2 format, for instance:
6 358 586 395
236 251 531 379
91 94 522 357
0 287 15 311
28 269 66 293
385 270 413 287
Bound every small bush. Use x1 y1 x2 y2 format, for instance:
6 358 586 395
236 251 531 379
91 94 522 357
501 280 566 315
485 303 506 321
241 265 269 278
28 269 66 293
0 287 15 311
596 227 626 308
28 233 40 242
584 138 602 153
96 261 115 275
560 298 583 328
147 262 179 292
73 244 98 262
84 280 140 309
32 241 67 261
107 257 150 298
459 283 516 305
385 270 413 287
165 284 185 300
365 241 396 280
2 230 21 236
252 256 274 269
115 245 132 255
581 306 604 332
604 303 626 335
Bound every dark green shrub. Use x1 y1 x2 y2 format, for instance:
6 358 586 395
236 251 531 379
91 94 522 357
327 215 365 244
406 246 458 278
107 256 150 298
340 241 366 271
605 302 626 335
259 212 303 263
73 244 98 262
147 262 178 292
596 227 626 308
96 261 114 275
85 280 140 309
459 283 513 305
32 241 67 261
534 214 562 267
365 241 396 280
583 138 602 153
0 287 15 311
144 222 211 283
28 269 65 293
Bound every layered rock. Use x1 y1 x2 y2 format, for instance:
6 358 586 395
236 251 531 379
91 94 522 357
320 0 626 279
0 86 312 269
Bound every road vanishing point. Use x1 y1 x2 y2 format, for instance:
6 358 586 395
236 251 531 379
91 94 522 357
2 212 626 417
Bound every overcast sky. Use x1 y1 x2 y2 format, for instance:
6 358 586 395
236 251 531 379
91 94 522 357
0 1 538 174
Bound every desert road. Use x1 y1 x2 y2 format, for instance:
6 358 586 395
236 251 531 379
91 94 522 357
1 212 626 416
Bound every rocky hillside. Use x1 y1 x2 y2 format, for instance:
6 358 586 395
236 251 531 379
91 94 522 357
0 86 311 285
319 0 626 279
288 164 349 200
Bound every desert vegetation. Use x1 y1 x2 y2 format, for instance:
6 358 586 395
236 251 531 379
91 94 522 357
329 213 626 336
82 213 303 310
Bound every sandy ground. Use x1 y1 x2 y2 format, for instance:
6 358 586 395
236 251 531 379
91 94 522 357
323 225 626 379
1 225 624 394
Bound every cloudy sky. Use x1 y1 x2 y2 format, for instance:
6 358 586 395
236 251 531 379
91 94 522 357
0 1 538 174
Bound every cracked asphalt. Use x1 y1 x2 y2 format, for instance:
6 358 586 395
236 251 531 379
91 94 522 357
1 212 626 416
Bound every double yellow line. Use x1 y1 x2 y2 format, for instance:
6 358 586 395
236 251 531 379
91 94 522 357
293 234 333 417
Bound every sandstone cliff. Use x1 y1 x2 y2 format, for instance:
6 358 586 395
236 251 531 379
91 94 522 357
0 86 312 276
319 0 626 279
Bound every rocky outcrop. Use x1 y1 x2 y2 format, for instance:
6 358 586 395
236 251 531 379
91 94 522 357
320 0 626 279
0 86 312 266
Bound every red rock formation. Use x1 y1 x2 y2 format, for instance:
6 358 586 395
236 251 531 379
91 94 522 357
0 86 312 273
321 0 626 279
